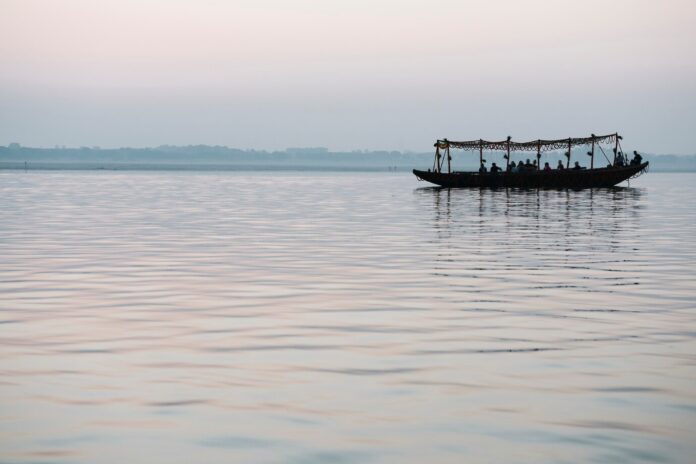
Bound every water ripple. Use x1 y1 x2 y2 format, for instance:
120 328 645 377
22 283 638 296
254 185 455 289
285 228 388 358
1 171 695 463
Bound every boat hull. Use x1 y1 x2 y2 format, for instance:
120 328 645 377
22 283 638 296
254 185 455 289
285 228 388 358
413 163 648 189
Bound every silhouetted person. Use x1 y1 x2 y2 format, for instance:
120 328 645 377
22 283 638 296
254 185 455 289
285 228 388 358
543 162 551 171
557 160 565 170
615 151 625 167
630 151 643 165
490 162 501 173
508 161 516 172
479 162 487 173
525 158 533 168
573 161 584 170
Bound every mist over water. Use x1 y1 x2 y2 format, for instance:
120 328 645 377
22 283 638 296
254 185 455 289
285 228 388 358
1 171 695 463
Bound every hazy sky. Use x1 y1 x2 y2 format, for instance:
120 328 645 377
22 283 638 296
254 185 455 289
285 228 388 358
1 0 695 153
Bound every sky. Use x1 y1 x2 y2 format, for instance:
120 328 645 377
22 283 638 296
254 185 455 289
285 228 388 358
1 0 695 153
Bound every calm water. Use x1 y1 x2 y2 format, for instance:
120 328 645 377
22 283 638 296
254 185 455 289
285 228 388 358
1 171 695 463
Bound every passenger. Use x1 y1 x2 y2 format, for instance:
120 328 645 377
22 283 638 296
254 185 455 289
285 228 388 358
630 151 643 165
533 159 538 169
573 161 584 170
615 151 625 166
479 162 487 173
490 162 502 173
508 161 517 172
557 160 565 170
543 162 552 171
525 158 533 168
514 161 524 173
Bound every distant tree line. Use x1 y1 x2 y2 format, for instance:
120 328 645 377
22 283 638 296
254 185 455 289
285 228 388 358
1 144 694 171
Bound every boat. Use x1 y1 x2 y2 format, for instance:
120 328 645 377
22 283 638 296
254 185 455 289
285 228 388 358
413 133 648 189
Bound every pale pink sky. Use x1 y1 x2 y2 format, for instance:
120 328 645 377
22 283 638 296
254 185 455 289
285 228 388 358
1 0 695 152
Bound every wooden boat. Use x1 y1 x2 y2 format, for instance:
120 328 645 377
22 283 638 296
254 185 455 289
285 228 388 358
413 133 649 189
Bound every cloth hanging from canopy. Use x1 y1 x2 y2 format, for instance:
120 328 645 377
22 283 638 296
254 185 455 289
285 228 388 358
435 133 618 153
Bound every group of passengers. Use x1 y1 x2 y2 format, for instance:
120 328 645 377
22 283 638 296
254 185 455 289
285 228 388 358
478 150 644 174
615 151 644 167
478 158 584 173
509 159 538 173
478 158 537 174
479 162 502 173
553 160 585 171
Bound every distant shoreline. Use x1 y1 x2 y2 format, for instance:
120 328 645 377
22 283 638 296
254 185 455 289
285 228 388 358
0 162 411 172
2 145 695 172
3 163 696 173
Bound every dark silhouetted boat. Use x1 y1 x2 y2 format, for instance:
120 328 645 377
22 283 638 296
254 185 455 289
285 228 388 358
413 133 648 189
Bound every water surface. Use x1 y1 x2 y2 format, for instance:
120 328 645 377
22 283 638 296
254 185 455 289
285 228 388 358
1 171 695 463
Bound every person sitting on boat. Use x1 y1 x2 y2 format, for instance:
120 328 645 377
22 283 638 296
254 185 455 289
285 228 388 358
490 162 502 173
573 161 584 170
525 159 533 169
508 161 516 172
479 162 487 173
543 162 552 171
556 160 565 170
630 151 643 165
615 151 626 167
514 161 524 173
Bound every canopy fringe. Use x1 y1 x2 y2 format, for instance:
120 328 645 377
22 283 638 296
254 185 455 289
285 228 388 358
436 133 618 153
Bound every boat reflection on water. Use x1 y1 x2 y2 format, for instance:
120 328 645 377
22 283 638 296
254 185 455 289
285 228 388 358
417 186 642 243
414 185 644 287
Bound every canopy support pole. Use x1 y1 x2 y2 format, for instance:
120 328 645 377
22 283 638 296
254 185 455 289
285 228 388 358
479 140 483 168
566 138 572 169
506 137 511 171
447 144 451 173
536 140 541 170
590 136 595 170
434 146 440 172
613 133 619 165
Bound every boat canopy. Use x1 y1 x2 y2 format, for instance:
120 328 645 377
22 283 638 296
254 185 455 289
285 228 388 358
435 133 618 153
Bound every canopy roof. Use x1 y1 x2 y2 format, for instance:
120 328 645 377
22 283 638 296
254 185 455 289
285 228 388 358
436 133 618 153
